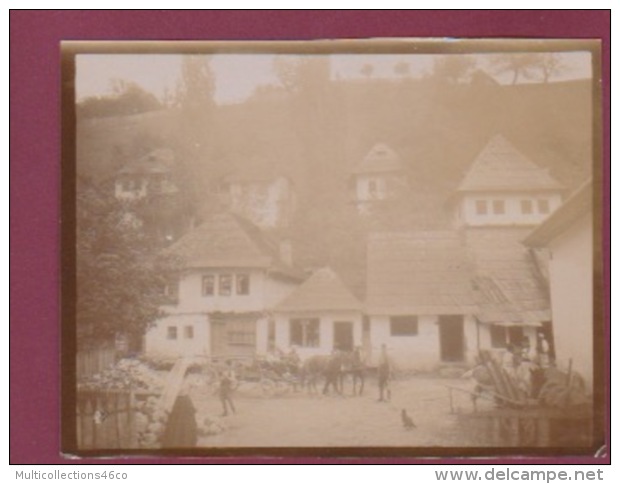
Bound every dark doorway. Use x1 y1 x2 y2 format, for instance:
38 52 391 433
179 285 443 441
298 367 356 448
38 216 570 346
333 321 354 351
438 315 465 362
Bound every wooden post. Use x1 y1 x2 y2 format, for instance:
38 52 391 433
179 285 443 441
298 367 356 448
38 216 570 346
128 391 137 448
114 393 122 448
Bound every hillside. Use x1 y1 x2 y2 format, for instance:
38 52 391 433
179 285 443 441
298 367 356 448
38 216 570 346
75 76 594 291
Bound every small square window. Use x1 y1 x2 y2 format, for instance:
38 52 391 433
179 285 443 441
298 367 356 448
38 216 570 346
219 274 232 296
184 326 194 339
492 200 505 215
389 316 418 336
202 275 215 296
521 200 533 215
537 199 550 214
475 200 488 215
167 326 178 340
236 274 250 295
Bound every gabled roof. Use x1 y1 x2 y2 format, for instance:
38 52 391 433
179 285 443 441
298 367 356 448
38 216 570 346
458 135 563 193
523 179 592 247
466 228 550 324
366 232 478 315
275 267 362 312
163 212 303 279
118 148 174 176
351 143 404 175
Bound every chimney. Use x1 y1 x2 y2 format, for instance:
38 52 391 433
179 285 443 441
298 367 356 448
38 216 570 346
279 239 293 266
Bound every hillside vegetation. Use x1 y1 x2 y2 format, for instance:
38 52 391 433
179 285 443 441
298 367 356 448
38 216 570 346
76 75 594 295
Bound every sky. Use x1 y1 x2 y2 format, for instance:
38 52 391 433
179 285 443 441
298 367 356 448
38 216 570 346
75 51 593 105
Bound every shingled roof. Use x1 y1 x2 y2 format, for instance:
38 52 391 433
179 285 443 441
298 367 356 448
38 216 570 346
466 228 550 324
523 179 592 248
458 135 563 193
351 143 404 175
275 267 362 312
164 212 303 279
366 232 478 315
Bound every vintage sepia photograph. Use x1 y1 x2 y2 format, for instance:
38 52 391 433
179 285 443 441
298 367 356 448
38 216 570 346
62 40 603 455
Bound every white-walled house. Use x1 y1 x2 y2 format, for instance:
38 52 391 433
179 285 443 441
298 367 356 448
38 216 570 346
145 212 303 359
523 180 594 393
365 232 479 371
272 267 364 360
454 135 564 227
114 148 177 201
349 143 409 214
449 135 558 360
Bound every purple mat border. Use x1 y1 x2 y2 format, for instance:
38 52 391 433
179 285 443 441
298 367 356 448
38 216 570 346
9 10 610 464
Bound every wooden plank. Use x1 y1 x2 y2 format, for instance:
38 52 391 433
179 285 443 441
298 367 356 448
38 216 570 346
159 358 191 413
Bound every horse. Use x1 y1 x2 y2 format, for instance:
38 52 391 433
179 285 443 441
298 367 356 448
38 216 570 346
299 354 331 394
341 347 366 396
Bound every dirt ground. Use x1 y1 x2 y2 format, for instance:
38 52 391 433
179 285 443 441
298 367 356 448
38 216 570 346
186 374 494 448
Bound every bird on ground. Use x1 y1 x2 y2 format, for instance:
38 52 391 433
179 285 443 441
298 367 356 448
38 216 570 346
401 408 416 430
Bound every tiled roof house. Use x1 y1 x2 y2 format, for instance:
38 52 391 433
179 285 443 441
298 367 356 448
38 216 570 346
273 267 364 358
145 212 303 358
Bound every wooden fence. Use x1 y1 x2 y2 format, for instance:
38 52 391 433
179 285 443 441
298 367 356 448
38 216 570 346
77 346 117 380
76 390 135 450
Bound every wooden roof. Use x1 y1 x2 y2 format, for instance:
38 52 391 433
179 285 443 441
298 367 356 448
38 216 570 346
523 179 592 247
466 228 551 324
458 135 563 193
275 267 362 312
164 212 303 279
365 232 478 315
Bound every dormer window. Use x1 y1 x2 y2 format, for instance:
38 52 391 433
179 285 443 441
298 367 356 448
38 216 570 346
236 273 250 295
492 200 505 215
475 200 488 215
202 275 215 296
219 274 233 296
537 199 550 214
521 199 533 215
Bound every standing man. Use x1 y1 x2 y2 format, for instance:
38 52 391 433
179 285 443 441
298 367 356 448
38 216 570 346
351 345 366 396
219 360 237 416
377 344 391 402
322 350 342 396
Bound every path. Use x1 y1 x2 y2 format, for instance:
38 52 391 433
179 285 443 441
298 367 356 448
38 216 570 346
188 376 492 448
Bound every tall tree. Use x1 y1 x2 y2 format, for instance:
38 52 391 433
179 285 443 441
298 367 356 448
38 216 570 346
537 53 568 83
171 55 219 221
76 182 179 348
489 53 544 85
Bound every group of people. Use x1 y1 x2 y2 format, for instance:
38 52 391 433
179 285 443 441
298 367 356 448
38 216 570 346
500 332 554 399
160 344 395 448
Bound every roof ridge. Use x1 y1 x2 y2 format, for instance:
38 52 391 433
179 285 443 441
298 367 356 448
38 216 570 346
458 134 563 192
